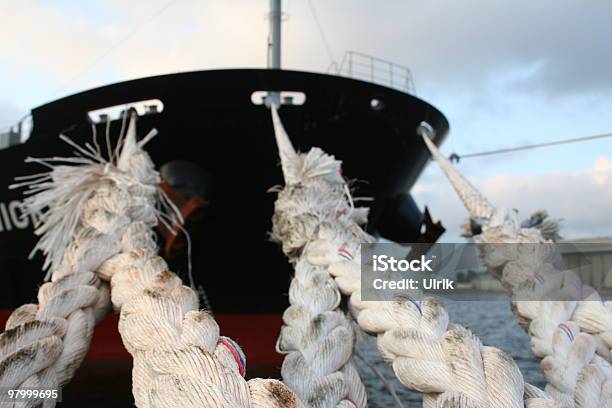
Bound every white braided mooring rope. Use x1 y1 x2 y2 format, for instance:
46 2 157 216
1 114 299 408
271 107 368 408
421 131 612 408
270 107 560 408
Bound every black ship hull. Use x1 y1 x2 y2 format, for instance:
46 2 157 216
0 69 448 397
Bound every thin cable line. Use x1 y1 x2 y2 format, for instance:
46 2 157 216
354 348 405 408
450 131 612 162
307 0 336 66
52 0 179 98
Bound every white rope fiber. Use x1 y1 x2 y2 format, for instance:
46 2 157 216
421 131 612 408
0 120 141 406
1 114 299 407
271 106 368 408
270 107 559 408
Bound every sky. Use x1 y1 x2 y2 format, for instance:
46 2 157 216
1 0 611 241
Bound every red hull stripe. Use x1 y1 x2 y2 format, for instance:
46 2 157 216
0 310 284 368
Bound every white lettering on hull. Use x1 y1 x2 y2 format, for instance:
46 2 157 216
0 200 38 232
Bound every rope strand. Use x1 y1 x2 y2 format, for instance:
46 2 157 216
1 113 299 407
270 107 561 408
422 129 612 407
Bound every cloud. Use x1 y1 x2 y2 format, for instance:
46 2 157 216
4 1 611 99
0 0 270 102
102 0 268 81
0 2 107 83
414 155 612 241
288 1 612 99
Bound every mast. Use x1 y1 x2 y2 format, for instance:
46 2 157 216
268 0 282 69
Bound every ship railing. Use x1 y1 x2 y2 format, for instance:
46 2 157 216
329 50 416 95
